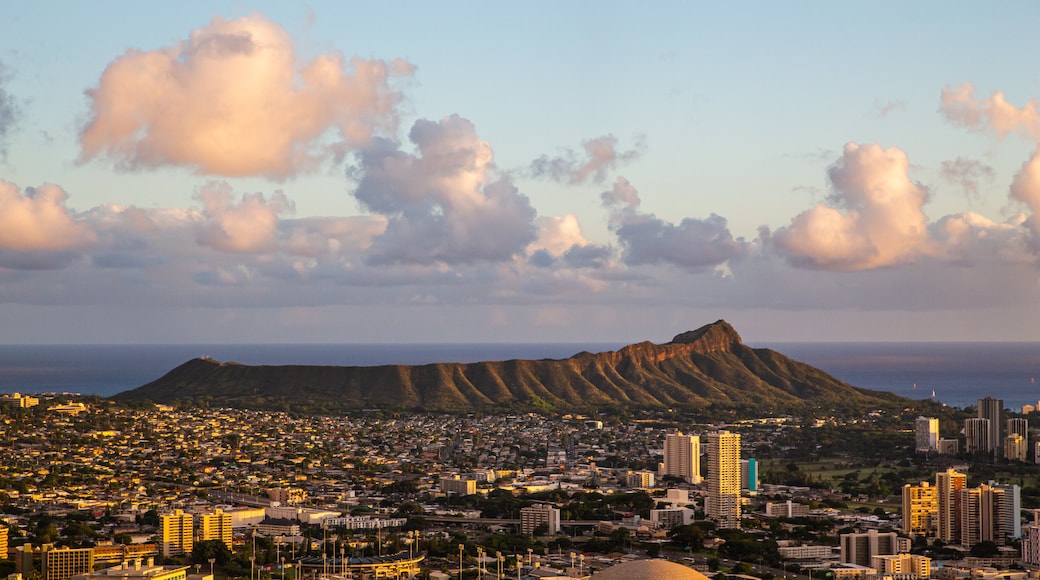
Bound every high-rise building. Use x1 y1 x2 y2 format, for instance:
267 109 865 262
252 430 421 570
936 468 967 543
978 397 1003 453
839 530 907 567
1005 434 1027 462
901 482 937 537
197 508 232 550
520 504 560 535
741 459 758 493
160 509 194 557
1023 524 1040 565
989 481 1022 539
955 482 1019 548
915 417 939 453
705 430 741 529
1008 417 1029 438
662 432 701 484
964 418 991 454
0 525 7 563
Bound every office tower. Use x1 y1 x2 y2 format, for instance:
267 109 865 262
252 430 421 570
978 397 1003 453
915 417 939 453
197 508 233 550
520 504 560 535
901 482 937 537
741 458 758 492
0 525 6 565
936 468 967 543
839 530 904 566
964 418 991 454
706 430 741 529
662 432 701 484
160 509 194 557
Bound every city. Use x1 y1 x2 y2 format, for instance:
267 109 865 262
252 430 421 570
2 394 1040 579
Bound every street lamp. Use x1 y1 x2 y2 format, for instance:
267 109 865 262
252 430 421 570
459 544 465 580
579 554 584 577
208 558 215 578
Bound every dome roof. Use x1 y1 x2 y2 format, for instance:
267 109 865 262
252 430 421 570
592 559 710 580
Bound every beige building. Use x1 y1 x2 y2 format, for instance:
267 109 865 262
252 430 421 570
705 430 741 529
1004 434 1027 462
765 500 810 518
440 476 476 495
839 530 909 567
662 432 701 484
870 553 931 578
902 482 937 537
519 504 560 535
160 510 194 558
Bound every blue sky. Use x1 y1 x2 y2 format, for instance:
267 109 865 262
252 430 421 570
0 2 1039 344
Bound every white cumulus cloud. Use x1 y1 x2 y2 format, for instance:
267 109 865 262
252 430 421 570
773 143 929 271
79 14 414 179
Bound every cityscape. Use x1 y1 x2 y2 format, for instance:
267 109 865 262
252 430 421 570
2 392 1040 579
3 3 1040 580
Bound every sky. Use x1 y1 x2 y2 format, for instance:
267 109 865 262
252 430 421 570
1 2 1039 344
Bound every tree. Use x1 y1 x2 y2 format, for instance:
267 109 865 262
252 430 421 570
192 540 232 566
970 541 999 558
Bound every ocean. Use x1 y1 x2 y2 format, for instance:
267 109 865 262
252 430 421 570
0 342 1038 411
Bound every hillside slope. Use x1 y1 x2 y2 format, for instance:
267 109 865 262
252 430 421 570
113 320 905 413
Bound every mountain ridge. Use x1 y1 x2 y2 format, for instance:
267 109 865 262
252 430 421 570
112 320 908 414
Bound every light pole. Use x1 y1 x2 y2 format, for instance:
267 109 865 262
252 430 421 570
459 544 465 580
280 558 285 580
516 554 522 580
579 554 584 577
497 551 503 580
208 558 215 578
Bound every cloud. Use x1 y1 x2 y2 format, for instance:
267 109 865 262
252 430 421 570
353 115 537 265
772 143 929 271
601 176 746 269
939 82 1040 140
529 134 644 184
193 181 294 253
0 61 20 160
929 212 1032 265
872 98 906 118
1010 145 1040 240
79 14 414 179
0 181 95 257
939 157 994 201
